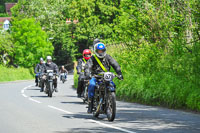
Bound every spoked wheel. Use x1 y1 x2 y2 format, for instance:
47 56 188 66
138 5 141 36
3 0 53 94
106 92 116 121
93 98 100 118
83 86 88 104
48 82 53 97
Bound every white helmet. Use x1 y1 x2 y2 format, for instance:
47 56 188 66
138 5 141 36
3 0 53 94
40 57 43 61
46 56 52 60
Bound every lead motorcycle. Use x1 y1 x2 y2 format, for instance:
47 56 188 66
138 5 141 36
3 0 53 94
92 72 121 121
44 70 56 97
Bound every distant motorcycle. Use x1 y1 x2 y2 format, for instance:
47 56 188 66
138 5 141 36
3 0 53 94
36 73 42 87
44 70 56 97
60 73 67 83
82 79 89 103
92 72 121 121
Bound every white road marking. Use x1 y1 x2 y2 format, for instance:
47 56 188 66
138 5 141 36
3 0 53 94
21 85 42 104
47 105 136 133
29 97 41 103
22 94 27 97
21 90 24 93
22 84 135 133
48 105 73 114
89 119 136 133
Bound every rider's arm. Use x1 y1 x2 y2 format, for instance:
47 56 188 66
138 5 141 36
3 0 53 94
107 54 122 75
41 64 46 74
76 59 82 74
85 56 94 78
34 64 39 74
65 69 68 74
54 64 59 74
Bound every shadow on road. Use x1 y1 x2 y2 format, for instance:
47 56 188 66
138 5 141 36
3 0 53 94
114 102 200 133
55 127 123 133
65 95 77 98
30 95 49 98
26 88 40 90
61 101 85 105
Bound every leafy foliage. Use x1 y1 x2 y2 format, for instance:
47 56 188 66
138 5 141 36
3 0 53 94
11 0 77 65
1 0 200 111
0 0 18 13
11 18 54 67
0 65 34 82
0 31 14 65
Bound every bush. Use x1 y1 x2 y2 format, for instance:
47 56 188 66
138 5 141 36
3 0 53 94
11 18 54 67
0 65 34 82
0 13 9 17
108 41 200 112
73 61 78 89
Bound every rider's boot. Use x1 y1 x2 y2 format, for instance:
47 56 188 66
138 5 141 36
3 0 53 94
40 87 44 92
87 98 94 114
54 83 58 92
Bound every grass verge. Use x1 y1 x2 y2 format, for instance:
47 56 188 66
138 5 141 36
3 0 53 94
0 65 34 82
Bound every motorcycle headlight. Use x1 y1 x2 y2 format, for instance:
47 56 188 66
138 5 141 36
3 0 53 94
48 73 53 76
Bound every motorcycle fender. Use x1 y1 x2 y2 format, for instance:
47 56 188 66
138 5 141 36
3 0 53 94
108 86 115 92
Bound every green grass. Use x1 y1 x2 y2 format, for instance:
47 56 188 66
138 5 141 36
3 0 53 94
0 65 34 82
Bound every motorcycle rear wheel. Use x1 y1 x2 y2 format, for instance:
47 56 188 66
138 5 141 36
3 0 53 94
93 99 100 118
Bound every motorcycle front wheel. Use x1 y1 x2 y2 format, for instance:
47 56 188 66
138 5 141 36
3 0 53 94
106 92 116 121
48 81 53 97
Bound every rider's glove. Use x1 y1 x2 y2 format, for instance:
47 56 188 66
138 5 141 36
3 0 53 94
118 75 123 80
86 73 92 79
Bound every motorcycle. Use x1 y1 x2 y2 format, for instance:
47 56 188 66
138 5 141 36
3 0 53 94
36 73 42 87
82 79 89 103
92 72 120 121
60 73 67 83
44 70 56 97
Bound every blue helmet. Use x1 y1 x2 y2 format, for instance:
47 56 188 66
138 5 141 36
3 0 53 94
94 43 106 58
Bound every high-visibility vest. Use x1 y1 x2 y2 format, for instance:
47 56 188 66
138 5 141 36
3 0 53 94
93 54 108 72
81 58 87 72
83 58 87 63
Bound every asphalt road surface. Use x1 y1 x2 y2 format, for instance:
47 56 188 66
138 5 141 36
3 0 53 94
0 74 200 133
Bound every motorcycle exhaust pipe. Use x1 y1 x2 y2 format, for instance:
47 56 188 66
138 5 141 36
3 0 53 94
96 98 103 113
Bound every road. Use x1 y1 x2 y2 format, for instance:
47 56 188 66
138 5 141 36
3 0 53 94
0 74 200 133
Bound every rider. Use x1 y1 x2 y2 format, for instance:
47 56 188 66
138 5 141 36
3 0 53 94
41 56 59 92
34 58 45 86
76 49 92 98
85 43 123 113
60 65 68 81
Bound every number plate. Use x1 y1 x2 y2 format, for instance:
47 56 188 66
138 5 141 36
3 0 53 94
104 72 114 81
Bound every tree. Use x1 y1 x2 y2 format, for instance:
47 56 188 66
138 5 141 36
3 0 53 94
11 0 77 65
0 31 14 65
11 18 54 67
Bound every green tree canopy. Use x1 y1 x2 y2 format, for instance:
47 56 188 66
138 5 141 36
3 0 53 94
11 18 54 67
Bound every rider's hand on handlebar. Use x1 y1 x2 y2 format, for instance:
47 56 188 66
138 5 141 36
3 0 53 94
118 75 123 80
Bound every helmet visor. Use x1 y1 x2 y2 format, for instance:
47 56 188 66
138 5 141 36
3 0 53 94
84 54 91 57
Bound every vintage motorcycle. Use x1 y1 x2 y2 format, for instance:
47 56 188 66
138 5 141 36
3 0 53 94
44 70 56 97
92 72 121 121
60 73 67 83
82 79 89 103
